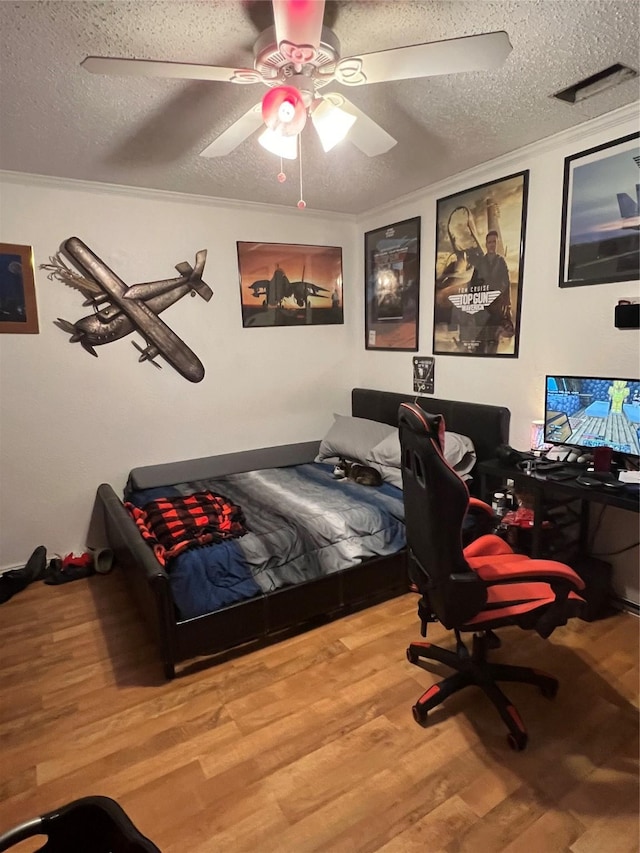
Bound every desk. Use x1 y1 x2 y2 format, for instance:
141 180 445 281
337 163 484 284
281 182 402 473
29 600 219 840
477 459 640 559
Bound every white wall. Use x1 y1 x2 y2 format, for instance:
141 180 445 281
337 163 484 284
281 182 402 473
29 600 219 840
354 104 640 605
0 180 358 568
1 104 638 604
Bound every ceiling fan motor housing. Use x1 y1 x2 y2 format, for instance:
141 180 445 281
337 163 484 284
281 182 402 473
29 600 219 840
253 25 341 92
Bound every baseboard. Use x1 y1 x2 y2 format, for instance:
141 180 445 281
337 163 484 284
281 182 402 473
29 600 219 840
611 595 640 617
0 564 24 575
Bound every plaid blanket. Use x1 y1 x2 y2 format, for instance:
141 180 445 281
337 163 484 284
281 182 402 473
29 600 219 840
126 491 247 567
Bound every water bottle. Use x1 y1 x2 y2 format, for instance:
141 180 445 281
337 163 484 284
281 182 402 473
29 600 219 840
492 492 507 517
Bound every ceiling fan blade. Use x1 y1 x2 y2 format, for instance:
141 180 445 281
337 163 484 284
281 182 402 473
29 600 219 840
335 31 512 86
200 103 264 157
324 93 396 157
81 56 262 84
272 0 325 53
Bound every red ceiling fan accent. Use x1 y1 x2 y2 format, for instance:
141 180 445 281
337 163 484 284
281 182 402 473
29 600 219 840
261 85 307 136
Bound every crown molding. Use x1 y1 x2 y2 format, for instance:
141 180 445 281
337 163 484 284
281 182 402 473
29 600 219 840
359 101 640 224
0 170 356 222
2 101 637 225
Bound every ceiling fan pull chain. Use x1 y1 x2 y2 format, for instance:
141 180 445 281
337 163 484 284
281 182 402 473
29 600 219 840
297 135 306 210
277 156 287 183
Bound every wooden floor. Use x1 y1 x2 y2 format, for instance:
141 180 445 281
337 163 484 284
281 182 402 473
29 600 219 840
1 571 638 852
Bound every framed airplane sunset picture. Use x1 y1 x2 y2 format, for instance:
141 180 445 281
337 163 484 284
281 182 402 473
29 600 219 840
237 241 344 327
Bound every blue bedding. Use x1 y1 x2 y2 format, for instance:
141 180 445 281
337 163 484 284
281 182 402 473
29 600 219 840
127 462 406 619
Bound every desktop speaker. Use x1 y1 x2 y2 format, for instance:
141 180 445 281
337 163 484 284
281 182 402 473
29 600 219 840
614 303 640 329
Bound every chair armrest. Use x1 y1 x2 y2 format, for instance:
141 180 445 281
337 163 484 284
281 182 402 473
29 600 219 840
472 558 585 590
468 497 494 516
464 533 513 558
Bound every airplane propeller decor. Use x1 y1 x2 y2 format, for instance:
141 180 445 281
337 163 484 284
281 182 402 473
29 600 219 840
81 0 512 163
41 238 212 383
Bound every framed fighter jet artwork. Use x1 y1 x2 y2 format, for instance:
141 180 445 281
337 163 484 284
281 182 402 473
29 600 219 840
237 241 343 327
559 132 640 288
433 171 529 358
0 243 39 334
364 217 420 351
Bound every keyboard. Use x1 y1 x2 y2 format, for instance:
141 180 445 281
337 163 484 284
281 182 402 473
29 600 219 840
544 468 577 481
530 460 568 472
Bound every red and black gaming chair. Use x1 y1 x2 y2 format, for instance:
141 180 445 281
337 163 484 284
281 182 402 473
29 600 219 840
399 402 586 750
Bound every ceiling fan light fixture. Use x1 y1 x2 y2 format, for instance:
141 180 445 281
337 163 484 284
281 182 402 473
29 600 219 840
262 85 307 136
311 99 357 152
258 128 298 159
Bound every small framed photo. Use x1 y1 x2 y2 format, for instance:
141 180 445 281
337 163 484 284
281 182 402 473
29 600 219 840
364 216 420 351
0 243 39 334
413 356 434 394
559 132 640 287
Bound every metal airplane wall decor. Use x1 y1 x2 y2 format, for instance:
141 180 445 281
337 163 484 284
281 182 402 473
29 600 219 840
41 237 212 382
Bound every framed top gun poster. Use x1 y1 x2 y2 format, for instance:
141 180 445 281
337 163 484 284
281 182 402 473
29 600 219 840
433 171 529 357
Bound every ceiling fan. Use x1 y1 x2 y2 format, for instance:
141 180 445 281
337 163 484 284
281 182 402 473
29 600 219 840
81 0 512 160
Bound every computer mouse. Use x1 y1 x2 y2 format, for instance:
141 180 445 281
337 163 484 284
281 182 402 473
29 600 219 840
576 454 591 464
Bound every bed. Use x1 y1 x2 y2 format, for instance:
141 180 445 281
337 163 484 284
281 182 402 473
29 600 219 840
92 388 510 678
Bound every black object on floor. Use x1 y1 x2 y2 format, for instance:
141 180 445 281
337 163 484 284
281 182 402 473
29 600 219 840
0 794 161 852
0 545 47 604
43 557 95 585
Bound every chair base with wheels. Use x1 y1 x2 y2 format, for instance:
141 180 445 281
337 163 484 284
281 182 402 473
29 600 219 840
407 628 559 751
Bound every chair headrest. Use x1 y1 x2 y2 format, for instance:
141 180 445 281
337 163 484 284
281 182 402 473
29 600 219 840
398 402 445 447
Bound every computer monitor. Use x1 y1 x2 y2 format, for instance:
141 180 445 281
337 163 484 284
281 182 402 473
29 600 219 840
544 375 640 458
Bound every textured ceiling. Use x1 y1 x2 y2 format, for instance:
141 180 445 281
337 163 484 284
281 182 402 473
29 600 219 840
0 0 639 214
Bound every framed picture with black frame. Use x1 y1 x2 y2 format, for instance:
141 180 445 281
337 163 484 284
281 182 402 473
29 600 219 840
559 131 640 288
433 170 529 358
0 242 39 334
237 241 343 327
364 216 420 351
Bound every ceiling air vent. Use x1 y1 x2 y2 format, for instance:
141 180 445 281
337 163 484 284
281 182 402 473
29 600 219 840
553 63 637 103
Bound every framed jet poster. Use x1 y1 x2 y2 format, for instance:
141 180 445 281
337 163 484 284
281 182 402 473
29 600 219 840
237 241 343 327
559 132 639 287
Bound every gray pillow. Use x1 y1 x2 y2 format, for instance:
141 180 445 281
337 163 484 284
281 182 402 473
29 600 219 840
315 414 397 464
367 427 477 485
373 463 404 490
366 430 401 468
443 432 477 476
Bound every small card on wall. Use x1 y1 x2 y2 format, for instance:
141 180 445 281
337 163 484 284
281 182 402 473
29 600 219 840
413 356 434 394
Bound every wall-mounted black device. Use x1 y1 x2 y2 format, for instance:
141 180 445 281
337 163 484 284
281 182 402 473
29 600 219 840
615 302 640 329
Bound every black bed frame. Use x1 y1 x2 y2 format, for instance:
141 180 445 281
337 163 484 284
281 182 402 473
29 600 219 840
93 388 509 678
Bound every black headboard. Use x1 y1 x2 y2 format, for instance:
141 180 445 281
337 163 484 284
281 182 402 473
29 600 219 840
351 388 510 466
